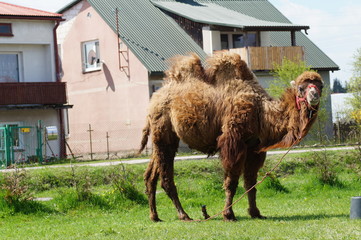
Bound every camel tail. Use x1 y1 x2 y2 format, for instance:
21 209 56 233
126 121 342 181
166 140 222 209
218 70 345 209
138 118 151 154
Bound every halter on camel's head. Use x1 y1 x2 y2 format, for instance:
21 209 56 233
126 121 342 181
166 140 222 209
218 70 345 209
290 71 324 113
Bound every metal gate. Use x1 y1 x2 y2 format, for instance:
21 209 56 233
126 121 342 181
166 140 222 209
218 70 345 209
0 124 43 168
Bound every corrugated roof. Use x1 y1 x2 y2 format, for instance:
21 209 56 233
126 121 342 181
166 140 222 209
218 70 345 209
85 0 207 73
152 1 309 31
207 0 339 70
61 0 338 72
0 1 62 18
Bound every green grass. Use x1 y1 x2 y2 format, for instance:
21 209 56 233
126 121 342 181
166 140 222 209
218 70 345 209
0 149 361 239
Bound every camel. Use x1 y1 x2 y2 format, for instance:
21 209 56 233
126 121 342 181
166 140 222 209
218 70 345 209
139 51 324 221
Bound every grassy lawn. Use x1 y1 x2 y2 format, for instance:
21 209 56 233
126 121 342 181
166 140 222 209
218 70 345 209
0 149 360 239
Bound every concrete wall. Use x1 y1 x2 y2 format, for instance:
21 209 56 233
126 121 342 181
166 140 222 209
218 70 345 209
58 0 150 155
202 27 221 55
0 19 56 82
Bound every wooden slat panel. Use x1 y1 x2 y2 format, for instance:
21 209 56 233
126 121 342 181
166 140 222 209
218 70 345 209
0 82 67 105
233 46 305 71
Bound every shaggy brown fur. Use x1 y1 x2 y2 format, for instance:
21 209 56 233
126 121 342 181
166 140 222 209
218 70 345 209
140 51 323 222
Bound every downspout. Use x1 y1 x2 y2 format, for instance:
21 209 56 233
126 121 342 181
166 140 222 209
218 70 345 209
53 19 63 81
53 18 66 158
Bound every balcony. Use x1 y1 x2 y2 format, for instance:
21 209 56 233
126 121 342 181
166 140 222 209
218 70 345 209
0 82 67 106
229 46 305 71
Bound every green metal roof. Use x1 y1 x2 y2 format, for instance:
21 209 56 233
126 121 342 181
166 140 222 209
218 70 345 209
86 0 207 73
60 0 338 72
207 0 339 71
152 1 309 31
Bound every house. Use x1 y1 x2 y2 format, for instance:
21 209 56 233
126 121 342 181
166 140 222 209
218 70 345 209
57 0 339 159
0 2 70 166
331 93 353 123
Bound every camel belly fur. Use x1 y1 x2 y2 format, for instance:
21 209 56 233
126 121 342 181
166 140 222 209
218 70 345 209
170 90 220 153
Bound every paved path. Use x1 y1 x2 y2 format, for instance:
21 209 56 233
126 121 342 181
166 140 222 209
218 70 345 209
0 146 357 172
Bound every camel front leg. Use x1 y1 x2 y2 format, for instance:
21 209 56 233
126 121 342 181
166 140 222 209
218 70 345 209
244 150 266 219
223 172 242 221
219 134 247 221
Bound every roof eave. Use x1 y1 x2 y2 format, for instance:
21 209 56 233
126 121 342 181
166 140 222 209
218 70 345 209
312 67 340 72
0 15 63 21
242 26 309 32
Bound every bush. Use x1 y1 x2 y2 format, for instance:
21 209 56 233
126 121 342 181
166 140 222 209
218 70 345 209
312 151 344 187
260 173 289 193
106 164 147 204
1 169 33 204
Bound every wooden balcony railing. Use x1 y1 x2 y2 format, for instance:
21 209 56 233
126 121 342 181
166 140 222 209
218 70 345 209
229 46 305 70
0 82 67 105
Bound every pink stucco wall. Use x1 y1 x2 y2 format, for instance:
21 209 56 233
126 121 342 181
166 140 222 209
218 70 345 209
60 1 150 157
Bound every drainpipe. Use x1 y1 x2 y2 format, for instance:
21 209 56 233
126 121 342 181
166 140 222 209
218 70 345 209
53 18 66 159
291 30 296 46
53 19 63 82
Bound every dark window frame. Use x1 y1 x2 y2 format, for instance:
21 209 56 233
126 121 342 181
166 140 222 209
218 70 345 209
0 23 13 37
221 34 229 50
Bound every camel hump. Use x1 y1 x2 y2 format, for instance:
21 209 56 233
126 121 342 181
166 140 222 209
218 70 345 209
205 51 254 85
164 53 206 83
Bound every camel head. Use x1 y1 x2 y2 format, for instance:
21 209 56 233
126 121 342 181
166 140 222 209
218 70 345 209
291 71 324 110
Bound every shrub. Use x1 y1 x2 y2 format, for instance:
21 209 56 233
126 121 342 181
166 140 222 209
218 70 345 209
261 173 289 193
1 168 33 204
106 164 146 204
312 151 343 187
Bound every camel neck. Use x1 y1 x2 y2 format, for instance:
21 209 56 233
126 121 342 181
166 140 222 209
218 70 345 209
259 88 317 151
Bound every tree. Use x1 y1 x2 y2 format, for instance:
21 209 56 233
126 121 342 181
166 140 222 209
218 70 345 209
268 57 330 144
348 48 361 124
332 78 347 93
268 57 312 98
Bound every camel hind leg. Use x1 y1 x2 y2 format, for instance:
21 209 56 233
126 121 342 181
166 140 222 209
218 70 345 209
145 128 191 221
144 157 161 221
156 134 192 221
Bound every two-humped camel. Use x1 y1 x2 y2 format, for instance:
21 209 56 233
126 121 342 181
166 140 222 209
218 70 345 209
139 51 323 221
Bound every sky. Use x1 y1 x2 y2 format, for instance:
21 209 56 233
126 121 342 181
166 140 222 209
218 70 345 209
2 0 361 86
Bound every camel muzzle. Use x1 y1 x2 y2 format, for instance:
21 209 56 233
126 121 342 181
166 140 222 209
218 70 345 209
306 87 320 106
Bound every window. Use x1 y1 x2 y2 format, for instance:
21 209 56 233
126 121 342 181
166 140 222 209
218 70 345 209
245 33 257 47
82 40 101 72
221 32 258 49
232 34 245 48
221 34 229 50
0 54 19 82
0 23 13 37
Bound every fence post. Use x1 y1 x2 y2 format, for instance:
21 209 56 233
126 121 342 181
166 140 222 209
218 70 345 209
37 120 43 164
106 131 110 159
4 125 11 167
87 124 93 160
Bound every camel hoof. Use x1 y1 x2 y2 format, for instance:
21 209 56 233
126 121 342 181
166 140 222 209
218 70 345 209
248 208 266 219
150 216 162 222
180 215 193 221
223 213 237 221
224 216 237 222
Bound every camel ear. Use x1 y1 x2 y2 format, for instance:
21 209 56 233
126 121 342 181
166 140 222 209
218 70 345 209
290 80 296 88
